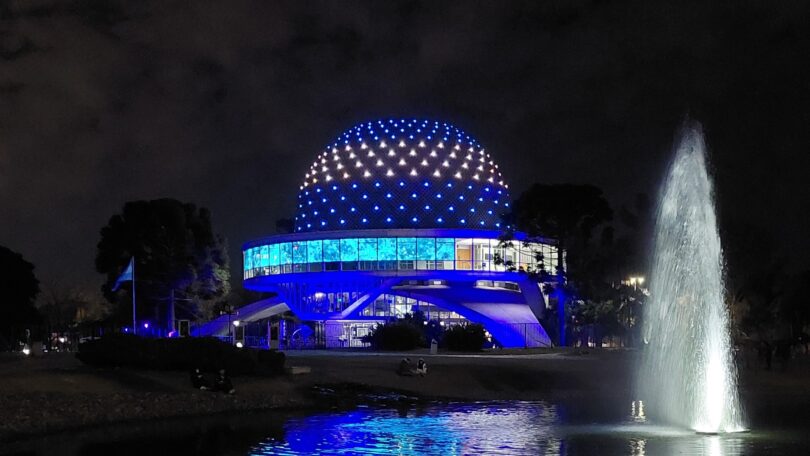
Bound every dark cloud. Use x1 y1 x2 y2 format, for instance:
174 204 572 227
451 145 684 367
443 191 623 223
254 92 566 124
1 0 809 291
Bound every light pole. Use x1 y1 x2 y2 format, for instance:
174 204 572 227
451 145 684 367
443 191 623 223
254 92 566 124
232 320 241 346
220 303 236 344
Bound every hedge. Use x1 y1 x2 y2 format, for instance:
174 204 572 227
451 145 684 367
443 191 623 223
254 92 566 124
76 334 285 375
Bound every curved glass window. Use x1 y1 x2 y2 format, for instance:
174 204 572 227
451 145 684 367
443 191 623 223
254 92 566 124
244 236 557 279
307 240 322 263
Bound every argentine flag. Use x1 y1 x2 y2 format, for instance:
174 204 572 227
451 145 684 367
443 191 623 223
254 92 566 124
112 258 134 291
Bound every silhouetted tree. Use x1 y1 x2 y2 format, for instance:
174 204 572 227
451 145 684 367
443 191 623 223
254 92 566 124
0 246 40 349
505 184 613 345
95 199 230 329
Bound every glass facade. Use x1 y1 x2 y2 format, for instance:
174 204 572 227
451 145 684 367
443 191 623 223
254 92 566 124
244 236 558 279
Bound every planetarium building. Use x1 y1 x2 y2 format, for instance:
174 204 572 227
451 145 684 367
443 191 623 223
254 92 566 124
236 119 559 348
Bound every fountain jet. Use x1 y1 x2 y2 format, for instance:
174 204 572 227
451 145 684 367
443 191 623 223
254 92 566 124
638 121 745 433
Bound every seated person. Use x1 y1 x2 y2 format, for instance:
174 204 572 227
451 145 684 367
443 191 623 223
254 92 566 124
214 368 236 394
190 368 208 390
416 358 428 376
396 357 415 376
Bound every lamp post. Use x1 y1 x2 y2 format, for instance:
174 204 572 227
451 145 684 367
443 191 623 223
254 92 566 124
220 303 236 344
232 320 241 346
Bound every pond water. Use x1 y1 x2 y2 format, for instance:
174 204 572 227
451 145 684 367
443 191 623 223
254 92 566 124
3 399 809 456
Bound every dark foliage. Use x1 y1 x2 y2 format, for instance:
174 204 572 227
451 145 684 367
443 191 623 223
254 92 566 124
76 334 285 375
0 245 41 349
443 323 487 351
95 198 230 325
364 320 424 350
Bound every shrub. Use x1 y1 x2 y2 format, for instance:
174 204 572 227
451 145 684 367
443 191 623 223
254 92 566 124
76 334 285 375
365 320 424 350
443 323 487 351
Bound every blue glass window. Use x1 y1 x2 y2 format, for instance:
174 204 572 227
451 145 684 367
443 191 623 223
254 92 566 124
244 250 253 271
323 239 340 262
268 244 280 266
307 240 322 263
358 238 377 261
340 239 358 261
436 238 455 261
252 248 261 268
378 238 396 260
280 243 292 265
292 241 307 264
259 245 270 267
416 238 435 261
397 238 416 260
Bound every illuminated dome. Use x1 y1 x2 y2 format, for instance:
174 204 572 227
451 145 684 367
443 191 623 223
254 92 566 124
294 119 511 232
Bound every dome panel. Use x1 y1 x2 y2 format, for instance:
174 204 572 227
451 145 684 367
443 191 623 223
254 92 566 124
294 119 510 232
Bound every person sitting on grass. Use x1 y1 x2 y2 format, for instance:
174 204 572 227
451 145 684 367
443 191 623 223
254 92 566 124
416 358 427 376
396 357 415 376
190 368 209 390
214 368 236 394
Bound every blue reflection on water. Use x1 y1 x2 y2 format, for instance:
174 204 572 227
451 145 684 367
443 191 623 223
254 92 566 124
252 402 561 455
249 401 798 456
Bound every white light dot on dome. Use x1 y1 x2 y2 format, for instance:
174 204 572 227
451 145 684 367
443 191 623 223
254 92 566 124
294 119 511 232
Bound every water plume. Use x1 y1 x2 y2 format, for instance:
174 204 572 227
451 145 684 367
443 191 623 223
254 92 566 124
639 121 745 433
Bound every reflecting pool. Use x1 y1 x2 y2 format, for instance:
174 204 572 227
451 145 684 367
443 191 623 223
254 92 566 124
7 400 808 456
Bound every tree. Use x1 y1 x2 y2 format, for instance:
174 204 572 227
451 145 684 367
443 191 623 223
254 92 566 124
95 199 230 331
0 246 40 349
506 184 613 345
37 283 109 334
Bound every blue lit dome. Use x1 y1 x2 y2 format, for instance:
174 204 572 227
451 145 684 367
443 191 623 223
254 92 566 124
294 119 510 232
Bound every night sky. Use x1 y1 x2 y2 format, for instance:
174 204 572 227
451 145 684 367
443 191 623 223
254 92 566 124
2 0 809 293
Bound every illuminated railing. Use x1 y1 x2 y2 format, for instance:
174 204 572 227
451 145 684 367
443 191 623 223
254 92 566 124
243 236 557 279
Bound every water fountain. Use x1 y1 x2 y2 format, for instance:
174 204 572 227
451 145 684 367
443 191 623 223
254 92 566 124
639 121 745 433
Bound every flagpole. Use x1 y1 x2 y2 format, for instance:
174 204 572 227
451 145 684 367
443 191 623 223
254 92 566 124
132 258 137 335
